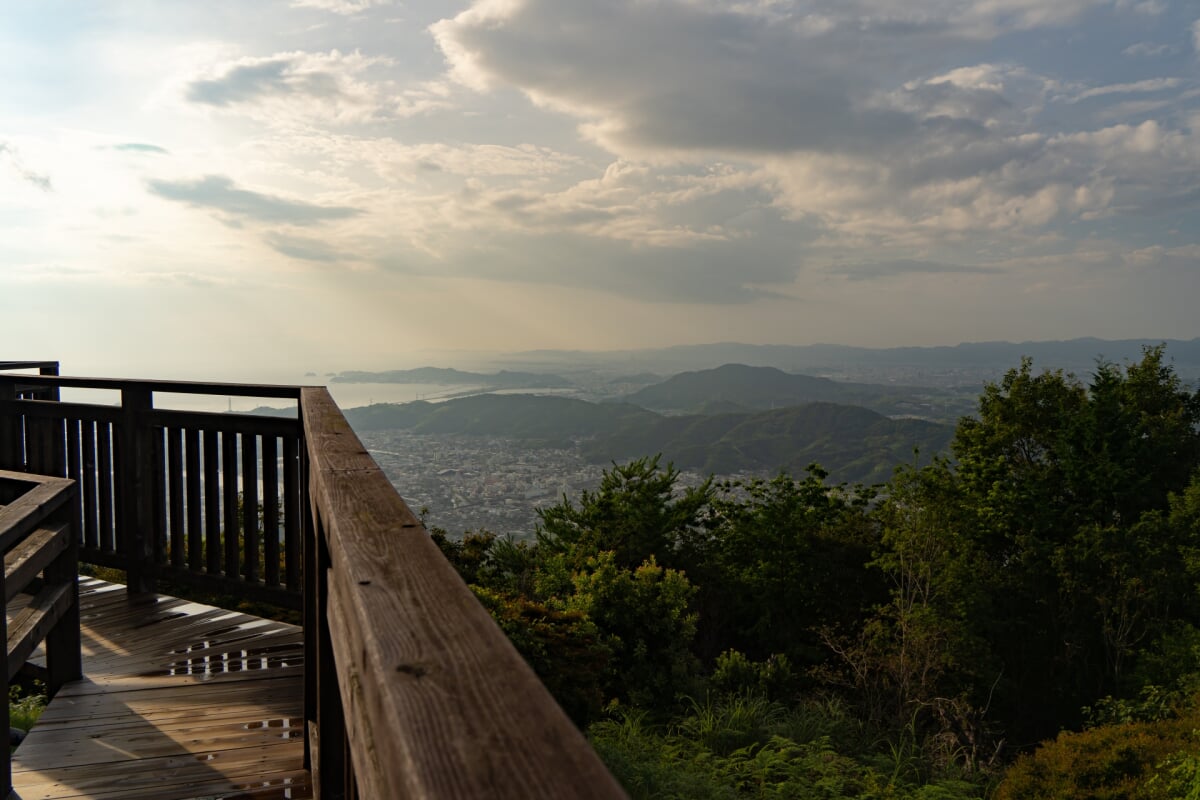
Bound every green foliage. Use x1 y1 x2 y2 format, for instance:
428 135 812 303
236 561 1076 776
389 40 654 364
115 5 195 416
692 469 882 667
996 713 1200 799
710 651 795 703
470 585 611 726
945 347 1200 743
566 552 700 709
537 455 712 572
8 684 45 733
589 706 988 800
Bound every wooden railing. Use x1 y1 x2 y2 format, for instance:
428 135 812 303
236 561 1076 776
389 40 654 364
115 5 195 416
0 469 81 797
302 387 625 798
0 371 304 608
0 364 626 799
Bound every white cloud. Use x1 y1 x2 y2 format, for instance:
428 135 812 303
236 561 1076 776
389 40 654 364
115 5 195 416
0 142 52 191
290 0 391 14
1122 41 1174 57
1072 77 1182 102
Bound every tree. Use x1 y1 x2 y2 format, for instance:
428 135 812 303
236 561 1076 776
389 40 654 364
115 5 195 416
948 347 1200 744
536 455 712 572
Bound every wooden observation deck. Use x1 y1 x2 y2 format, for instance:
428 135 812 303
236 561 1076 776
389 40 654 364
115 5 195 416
0 362 625 800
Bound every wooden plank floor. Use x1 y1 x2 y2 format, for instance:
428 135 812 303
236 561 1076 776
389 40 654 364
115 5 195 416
9 578 310 800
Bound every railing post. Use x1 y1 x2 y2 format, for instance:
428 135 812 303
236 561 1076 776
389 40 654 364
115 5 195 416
305 472 349 799
0 379 19 471
38 363 60 402
0 543 9 799
120 386 156 593
44 483 82 696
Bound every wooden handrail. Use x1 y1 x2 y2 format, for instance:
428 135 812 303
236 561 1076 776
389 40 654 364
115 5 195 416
0 372 305 399
301 387 626 798
0 470 81 797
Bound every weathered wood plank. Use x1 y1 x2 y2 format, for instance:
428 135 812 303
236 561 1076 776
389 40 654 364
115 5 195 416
4 522 68 603
7 580 73 680
10 580 308 800
0 477 73 554
301 387 626 799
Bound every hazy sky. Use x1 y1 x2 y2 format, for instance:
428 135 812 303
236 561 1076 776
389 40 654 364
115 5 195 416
3 0 1199 378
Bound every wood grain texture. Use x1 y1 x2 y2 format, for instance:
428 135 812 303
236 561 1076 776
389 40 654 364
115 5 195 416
10 578 309 800
301 387 627 799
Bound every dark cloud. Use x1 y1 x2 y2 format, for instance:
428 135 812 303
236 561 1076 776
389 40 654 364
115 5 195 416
146 175 362 225
830 259 1001 281
114 143 169 155
436 0 933 156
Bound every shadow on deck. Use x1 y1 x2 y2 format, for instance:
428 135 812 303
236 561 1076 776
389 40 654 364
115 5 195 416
11 578 308 800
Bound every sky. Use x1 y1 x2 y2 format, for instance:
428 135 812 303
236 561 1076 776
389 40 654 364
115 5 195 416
2 0 1200 378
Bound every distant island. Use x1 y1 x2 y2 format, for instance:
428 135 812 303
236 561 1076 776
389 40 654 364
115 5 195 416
331 367 571 389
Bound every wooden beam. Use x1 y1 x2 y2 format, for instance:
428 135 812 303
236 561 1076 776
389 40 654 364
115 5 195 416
301 387 626 799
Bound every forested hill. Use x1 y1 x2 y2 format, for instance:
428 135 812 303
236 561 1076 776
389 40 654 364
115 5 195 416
587 402 951 483
346 394 656 438
344 393 952 484
622 363 966 419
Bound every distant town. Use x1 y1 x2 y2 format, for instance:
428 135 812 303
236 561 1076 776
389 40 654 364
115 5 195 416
360 430 718 539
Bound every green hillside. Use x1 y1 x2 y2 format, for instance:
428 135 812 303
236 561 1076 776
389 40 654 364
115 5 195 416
587 402 951 483
623 363 968 420
343 393 952 484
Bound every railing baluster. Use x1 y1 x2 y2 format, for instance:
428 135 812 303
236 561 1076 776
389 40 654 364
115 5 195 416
284 435 301 592
242 433 260 583
185 428 202 571
151 426 167 568
66 419 82 549
222 430 239 579
167 427 184 569
98 421 115 553
263 436 280 588
81 419 99 551
204 429 221 575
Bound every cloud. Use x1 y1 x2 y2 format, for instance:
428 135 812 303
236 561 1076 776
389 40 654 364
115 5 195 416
184 50 391 122
829 258 1001 281
433 0 929 158
1072 77 1182 102
291 0 390 14
1194 20 1200 54
113 143 169 155
1122 41 1174 57
0 142 52 191
146 175 362 226
264 232 344 262
431 1 1114 161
